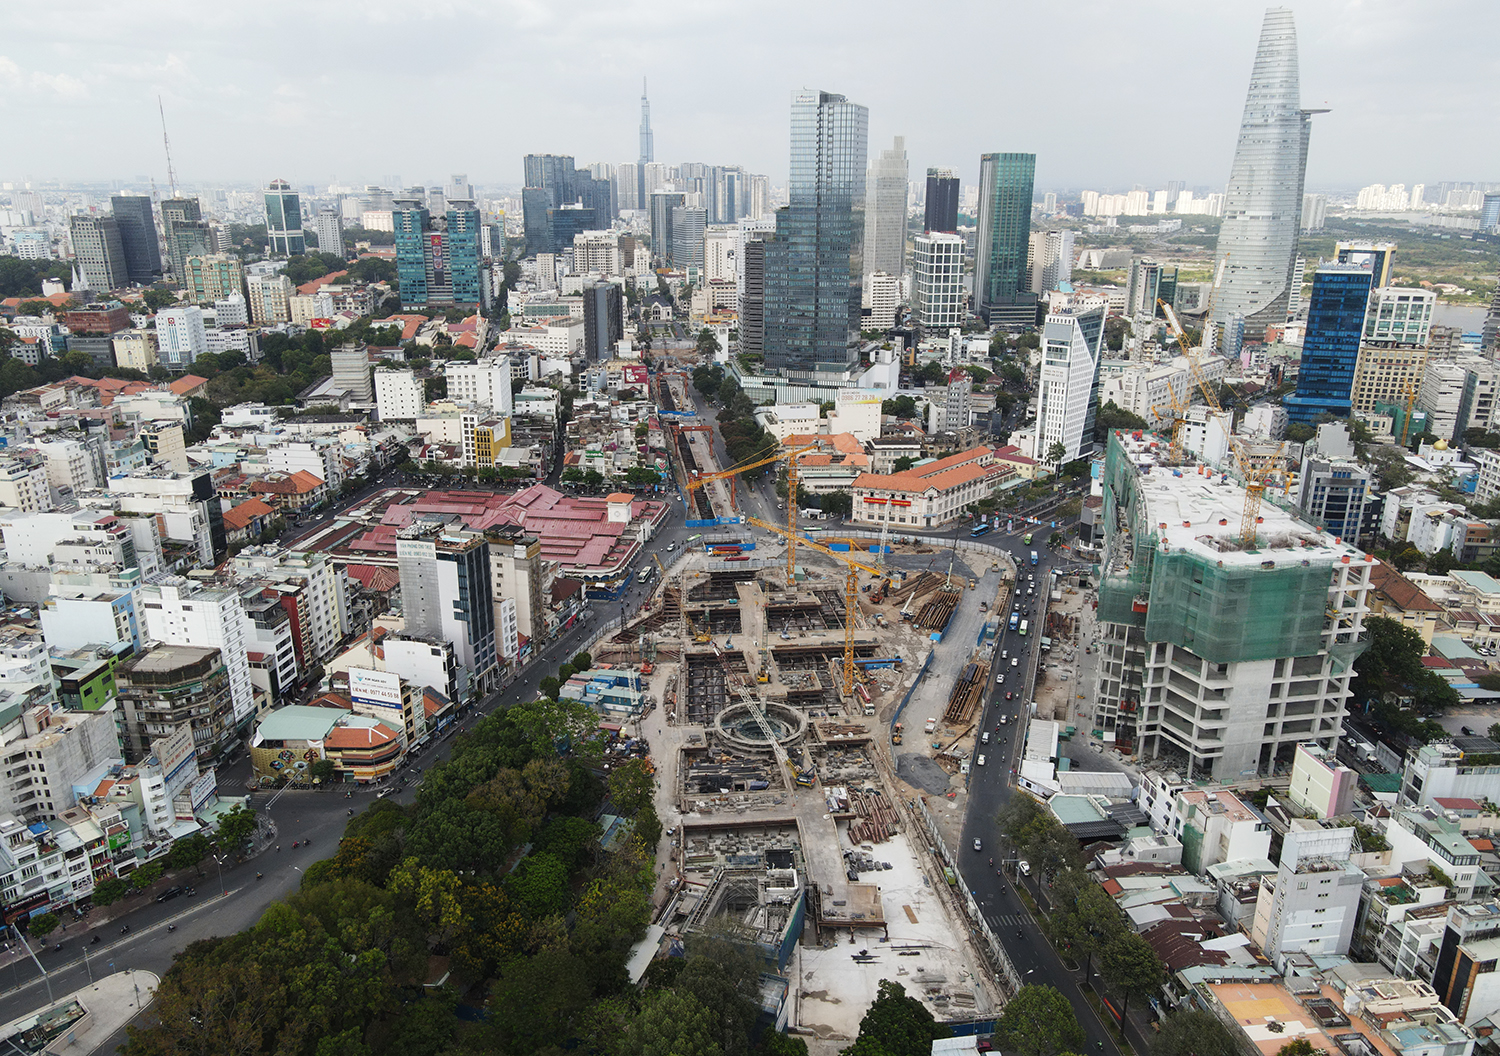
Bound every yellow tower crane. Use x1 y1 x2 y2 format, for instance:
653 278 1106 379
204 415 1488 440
1161 301 1286 549
683 443 817 578
1400 377 1419 448
745 515 880 695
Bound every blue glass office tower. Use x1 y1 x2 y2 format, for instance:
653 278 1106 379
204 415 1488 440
264 179 305 256
763 90 868 376
975 152 1037 328
393 190 486 308
1283 264 1374 424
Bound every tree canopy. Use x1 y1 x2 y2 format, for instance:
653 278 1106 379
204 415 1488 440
843 980 951 1056
993 985 1085 1056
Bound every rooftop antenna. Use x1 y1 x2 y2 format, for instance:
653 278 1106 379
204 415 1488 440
158 95 178 199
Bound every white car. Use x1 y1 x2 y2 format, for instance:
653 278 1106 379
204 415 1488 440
976 754 986 767
665 543 677 552
973 838 983 852
1011 657 1020 667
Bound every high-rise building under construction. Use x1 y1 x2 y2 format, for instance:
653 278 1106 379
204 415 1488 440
1091 429 1373 780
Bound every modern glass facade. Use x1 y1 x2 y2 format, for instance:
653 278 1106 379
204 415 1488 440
392 195 431 306
764 90 868 376
264 179 305 256
110 195 162 283
1212 7 1315 334
1284 264 1374 424
974 152 1036 326
391 193 484 309
924 169 959 234
863 136 908 278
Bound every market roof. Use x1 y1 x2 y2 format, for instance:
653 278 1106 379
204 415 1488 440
255 704 343 742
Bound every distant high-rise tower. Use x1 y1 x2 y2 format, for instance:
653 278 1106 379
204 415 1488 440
160 198 208 283
974 152 1037 328
1284 264 1374 424
1211 7 1320 334
583 283 624 361
637 79 654 219
924 169 960 234
314 207 343 258
264 179 305 256
68 216 128 291
863 136 908 279
763 90 868 376
392 190 486 309
110 195 162 283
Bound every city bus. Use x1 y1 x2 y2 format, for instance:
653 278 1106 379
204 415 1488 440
1009 611 1019 631
1018 620 1029 637
970 522 992 538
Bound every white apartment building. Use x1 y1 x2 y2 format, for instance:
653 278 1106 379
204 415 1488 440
1165 788 1272 874
571 230 622 277
0 706 122 821
41 587 141 653
31 436 103 495
1385 806 1486 901
1032 308 1104 464
704 228 736 284
1028 229 1075 295
155 307 208 368
1241 403 1290 440
911 233 965 330
0 509 138 569
446 358 514 414
138 578 255 728
107 468 221 565
247 273 293 324
228 546 352 667
374 368 424 421
1365 286 1435 346
0 453 53 513
499 320 582 357
266 441 341 491
1419 356 1500 442
1250 823 1363 959
863 272 899 331
214 294 249 328
289 291 334 326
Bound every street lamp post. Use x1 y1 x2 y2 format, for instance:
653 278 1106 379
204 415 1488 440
213 853 227 896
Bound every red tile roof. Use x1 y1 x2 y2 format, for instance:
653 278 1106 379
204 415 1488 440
222 498 276 530
168 375 209 397
344 564 401 593
297 270 348 296
326 722 400 750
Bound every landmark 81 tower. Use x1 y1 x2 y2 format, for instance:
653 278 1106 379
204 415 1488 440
1211 7 1323 335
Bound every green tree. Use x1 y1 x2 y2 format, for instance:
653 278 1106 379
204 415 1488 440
92 877 127 906
619 989 721 1056
993 985 1085 1056
214 804 258 851
882 395 918 420
583 469 605 489
608 757 657 816
29 912 59 938
539 675 561 699
1286 422 1317 444
1276 1041 1321 1056
1151 1010 1240 1056
131 862 164 890
1094 400 1149 434
842 979 950 1056
571 651 593 670
823 491 853 518
1049 871 1123 979
562 467 584 484
1350 615 1459 716
1046 441 1067 465
168 833 211 871
1100 931 1166 1017
506 852 571 918
893 456 918 472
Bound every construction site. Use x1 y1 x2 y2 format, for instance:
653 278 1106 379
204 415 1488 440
594 373 1018 1035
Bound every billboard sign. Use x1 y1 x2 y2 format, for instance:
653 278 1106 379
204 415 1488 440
349 667 403 710
190 769 218 811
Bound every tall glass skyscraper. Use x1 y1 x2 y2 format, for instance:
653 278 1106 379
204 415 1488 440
924 168 960 234
264 179 305 256
974 152 1036 328
110 195 162 283
392 191 485 308
1284 264 1374 424
1212 7 1320 334
764 90 868 376
863 136 908 279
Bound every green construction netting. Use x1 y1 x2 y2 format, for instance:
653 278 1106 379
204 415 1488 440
1097 431 1340 665
1143 549 1333 664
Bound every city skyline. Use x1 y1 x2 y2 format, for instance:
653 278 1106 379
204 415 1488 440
3 0 1495 190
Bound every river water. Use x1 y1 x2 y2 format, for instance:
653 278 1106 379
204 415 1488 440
1434 303 1489 332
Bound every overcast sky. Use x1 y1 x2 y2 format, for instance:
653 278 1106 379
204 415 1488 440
4 0 1496 194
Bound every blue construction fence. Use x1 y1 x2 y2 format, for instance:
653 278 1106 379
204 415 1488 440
889 648 934 742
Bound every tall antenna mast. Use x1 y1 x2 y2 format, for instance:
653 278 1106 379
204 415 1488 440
158 95 178 199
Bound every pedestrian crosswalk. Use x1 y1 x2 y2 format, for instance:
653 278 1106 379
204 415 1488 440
986 913 1027 929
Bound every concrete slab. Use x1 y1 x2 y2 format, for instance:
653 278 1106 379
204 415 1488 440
791 827 997 1040
0 970 158 1055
